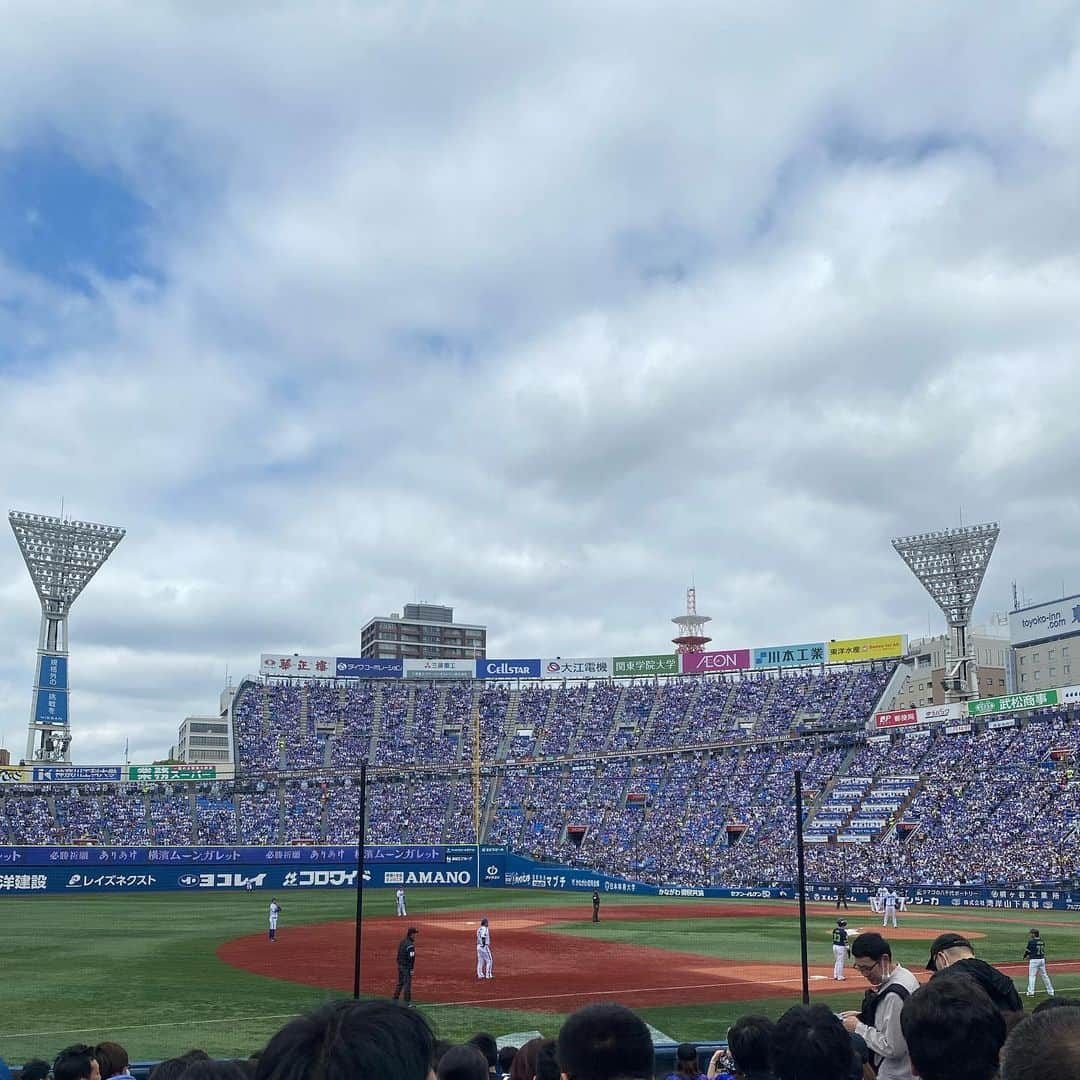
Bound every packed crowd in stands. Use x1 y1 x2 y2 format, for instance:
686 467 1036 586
2 666 1077 885
3 949 1078 1080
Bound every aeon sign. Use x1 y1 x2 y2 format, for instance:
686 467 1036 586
681 649 751 674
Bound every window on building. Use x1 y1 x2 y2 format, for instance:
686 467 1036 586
1050 667 1057 678
1034 652 1041 662
1049 649 1056 659
1021 674 1027 684
1063 645 1070 656
1019 656 1025 666
1035 671 1041 680
1066 664 1072 675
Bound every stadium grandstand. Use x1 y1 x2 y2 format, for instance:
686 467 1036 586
3 664 1076 886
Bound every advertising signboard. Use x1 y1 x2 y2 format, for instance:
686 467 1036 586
874 708 918 729
403 658 475 679
541 657 613 679
476 658 542 679
335 657 403 679
681 649 751 675
828 634 906 663
260 655 334 679
968 689 1059 717
0 766 29 784
128 766 217 782
38 654 68 690
34 690 69 725
613 654 680 678
1009 595 1080 646
752 643 825 669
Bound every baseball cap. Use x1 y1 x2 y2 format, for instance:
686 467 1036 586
838 919 847 926
407 926 419 934
926 932 972 971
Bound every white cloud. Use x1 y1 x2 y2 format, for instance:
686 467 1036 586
1 2 1079 761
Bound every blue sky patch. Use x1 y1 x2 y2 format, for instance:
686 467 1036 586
0 144 154 293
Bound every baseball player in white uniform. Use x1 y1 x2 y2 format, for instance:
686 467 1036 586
1024 929 1055 997
476 917 493 979
396 887 407 917
872 885 888 914
882 888 899 928
269 898 282 941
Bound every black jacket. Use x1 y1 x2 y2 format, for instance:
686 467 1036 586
397 937 416 970
932 957 1023 1013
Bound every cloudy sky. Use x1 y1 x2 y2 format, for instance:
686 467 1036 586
2 2 1079 763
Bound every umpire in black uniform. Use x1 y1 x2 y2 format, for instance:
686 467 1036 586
393 926 419 1005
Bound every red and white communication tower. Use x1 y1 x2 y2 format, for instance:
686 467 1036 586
671 586 712 654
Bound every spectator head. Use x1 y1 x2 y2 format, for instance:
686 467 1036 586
535 1040 560 1080
497 1047 518 1077
150 1052 211 1080
925 932 974 972
510 1039 543 1080
672 1045 700 1080
183 1065 250 1080
1000 1006 1080 1080
900 978 1006 1080
1033 996 1080 1014
468 1034 498 1074
771 1005 854 1080
557 1003 654 1080
434 1042 457 1070
255 999 436 1080
54 1047 100 1080
850 933 894 988
17 1062 50 1080
437 1047 490 1080
726 1016 773 1077
94 1043 130 1080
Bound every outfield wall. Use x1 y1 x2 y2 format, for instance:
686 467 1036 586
1 845 1076 909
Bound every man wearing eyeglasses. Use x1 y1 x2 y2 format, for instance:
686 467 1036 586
839 932 920 1080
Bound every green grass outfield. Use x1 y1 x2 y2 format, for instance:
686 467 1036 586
1 889 1077 1064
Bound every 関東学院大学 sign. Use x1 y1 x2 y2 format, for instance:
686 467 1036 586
613 654 679 678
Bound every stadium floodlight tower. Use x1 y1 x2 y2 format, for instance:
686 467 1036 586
671 585 712 654
9 510 125 763
892 522 999 703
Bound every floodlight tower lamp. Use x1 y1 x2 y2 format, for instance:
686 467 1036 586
891 522 999 703
8 510 125 763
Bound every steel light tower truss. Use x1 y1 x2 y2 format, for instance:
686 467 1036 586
892 522 999 702
9 510 125 763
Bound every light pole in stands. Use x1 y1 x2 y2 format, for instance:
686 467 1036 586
794 769 810 1005
352 757 369 999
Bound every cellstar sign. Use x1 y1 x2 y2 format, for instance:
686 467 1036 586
542 657 613 679
681 649 751 675
38 654 68 690
753 643 825 668
476 659 542 679
260 654 334 678
1009 595 1080 646
335 657 404 679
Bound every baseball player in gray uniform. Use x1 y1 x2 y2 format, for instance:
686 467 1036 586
476 917 493 979
396 887 407 917
268 898 282 941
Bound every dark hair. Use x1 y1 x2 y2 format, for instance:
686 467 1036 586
94 1043 130 1080
435 1042 458 1069
497 1047 518 1076
437 1046 490 1080
53 1047 97 1080
183 1065 252 1080
850 933 892 962
1033 996 1080 1013
771 1005 853 1080
557 1003 654 1080
900 978 1006 1080
468 1034 498 1070
1000 1006 1080 1080
18 1062 50 1080
673 1045 699 1079
255 999 435 1080
727 1016 773 1075
534 1040 559 1080
510 1039 543 1080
